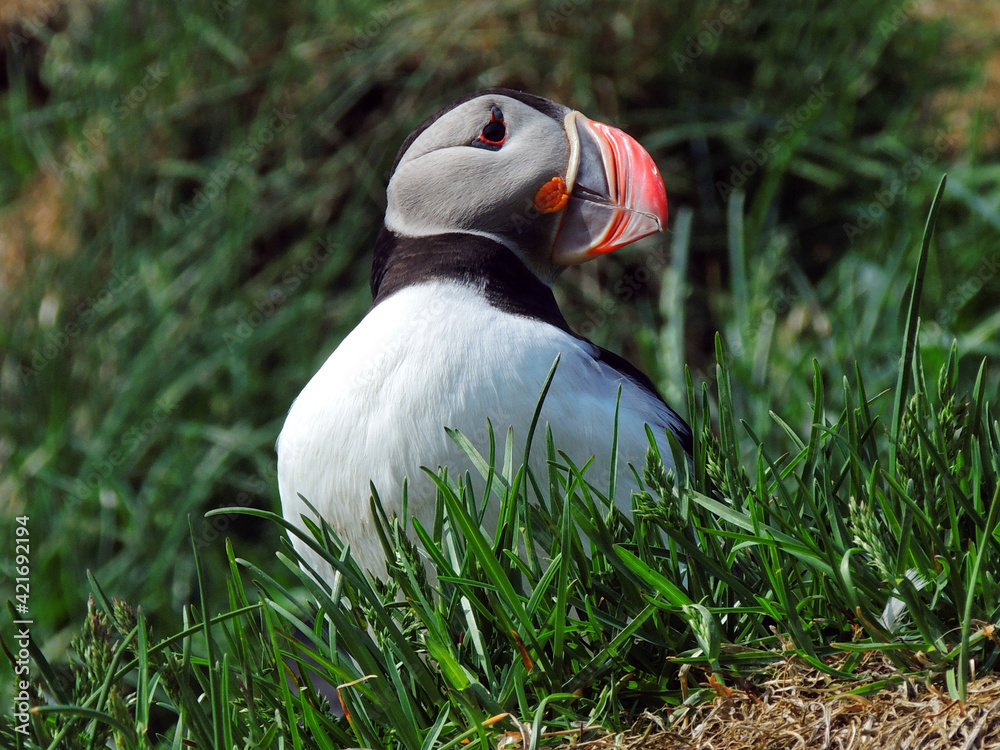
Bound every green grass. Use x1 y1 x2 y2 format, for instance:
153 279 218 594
2 0 999 747
5 179 999 749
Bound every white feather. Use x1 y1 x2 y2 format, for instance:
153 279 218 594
277 281 680 580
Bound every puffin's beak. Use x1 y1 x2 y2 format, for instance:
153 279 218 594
551 112 668 266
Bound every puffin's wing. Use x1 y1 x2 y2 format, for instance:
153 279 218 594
586 343 693 457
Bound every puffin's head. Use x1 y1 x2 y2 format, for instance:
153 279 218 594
384 88 668 281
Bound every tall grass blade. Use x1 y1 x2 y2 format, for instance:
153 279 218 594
889 174 947 470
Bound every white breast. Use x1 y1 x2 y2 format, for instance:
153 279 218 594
277 281 679 580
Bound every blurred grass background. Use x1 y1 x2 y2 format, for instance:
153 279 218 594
1 0 998 695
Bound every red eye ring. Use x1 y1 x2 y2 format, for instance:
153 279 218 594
475 105 506 148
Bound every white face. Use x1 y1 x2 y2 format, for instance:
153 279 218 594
384 94 573 250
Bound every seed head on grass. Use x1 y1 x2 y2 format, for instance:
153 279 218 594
848 495 894 582
71 597 119 699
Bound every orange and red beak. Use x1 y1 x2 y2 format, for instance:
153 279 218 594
551 112 668 266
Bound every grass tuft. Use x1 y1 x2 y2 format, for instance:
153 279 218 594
2 1 999 746
6 189 997 745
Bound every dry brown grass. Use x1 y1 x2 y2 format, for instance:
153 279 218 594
921 0 1000 154
551 658 1000 750
0 169 78 314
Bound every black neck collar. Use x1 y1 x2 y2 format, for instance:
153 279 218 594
368 226 694 456
370 228 573 333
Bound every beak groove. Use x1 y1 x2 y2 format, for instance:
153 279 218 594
552 113 668 266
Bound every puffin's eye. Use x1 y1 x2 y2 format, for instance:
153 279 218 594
473 106 506 150
482 121 505 143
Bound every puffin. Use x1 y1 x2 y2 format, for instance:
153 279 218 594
277 89 692 581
